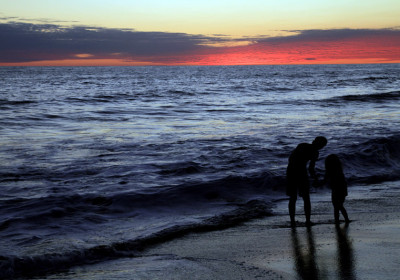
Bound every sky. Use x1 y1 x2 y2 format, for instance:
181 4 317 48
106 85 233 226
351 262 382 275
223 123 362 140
1 0 399 66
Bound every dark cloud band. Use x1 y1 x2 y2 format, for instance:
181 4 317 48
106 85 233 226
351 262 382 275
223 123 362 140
0 21 399 63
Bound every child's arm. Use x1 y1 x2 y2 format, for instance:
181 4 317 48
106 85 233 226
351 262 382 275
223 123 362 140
313 172 328 188
318 172 330 188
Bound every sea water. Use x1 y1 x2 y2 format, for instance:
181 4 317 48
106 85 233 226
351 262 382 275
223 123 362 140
0 64 399 278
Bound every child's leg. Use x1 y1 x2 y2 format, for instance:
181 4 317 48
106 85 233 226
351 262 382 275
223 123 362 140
340 206 350 223
333 199 341 223
334 205 340 223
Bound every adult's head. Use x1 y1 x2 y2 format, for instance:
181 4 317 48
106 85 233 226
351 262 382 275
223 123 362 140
312 136 327 150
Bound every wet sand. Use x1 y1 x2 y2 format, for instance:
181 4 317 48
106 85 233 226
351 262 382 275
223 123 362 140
45 181 400 279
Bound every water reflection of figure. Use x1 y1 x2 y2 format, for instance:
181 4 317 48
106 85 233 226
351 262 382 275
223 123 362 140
290 227 319 279
335 224 355 280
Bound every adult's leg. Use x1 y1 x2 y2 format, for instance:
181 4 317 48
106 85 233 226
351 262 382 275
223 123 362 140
303 194 311 225
289 196 297 226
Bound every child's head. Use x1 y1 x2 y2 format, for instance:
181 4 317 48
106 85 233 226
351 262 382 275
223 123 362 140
325 154 343 173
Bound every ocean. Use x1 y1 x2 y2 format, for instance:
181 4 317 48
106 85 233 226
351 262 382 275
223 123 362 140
0 64 399 278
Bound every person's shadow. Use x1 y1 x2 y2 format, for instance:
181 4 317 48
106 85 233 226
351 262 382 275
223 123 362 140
335 224 356 280
290 227 320 279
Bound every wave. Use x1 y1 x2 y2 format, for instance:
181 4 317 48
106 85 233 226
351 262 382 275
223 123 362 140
323 90 400 104
166 89 196 96
0 199 271 279
0 170 284 231
0 99 37 107
336 134 400 184
156 161 203 175
361 76 390 81
0 170 281 279
1 134 399 233
328 75 395 87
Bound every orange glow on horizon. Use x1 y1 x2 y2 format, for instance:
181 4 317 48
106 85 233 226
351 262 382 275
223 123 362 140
186 34 400 66
1 58 398 67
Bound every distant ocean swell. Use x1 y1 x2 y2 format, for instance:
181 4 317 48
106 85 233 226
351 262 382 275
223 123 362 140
1 90 399 121
1 135 400 278
324 90 400 104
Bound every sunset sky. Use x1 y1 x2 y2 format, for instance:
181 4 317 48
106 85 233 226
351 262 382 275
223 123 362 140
1 0 399 66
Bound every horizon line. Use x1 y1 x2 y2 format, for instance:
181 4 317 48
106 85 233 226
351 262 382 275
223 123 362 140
1 61 399 67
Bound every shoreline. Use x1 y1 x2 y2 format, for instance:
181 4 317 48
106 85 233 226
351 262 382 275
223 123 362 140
41 181 400 279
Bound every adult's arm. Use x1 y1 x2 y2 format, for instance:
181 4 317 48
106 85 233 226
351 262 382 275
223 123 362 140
308 160 316 178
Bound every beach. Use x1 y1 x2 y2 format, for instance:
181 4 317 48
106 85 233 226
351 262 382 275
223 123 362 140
1 65 399 279
2 0 400 275
42 180 400 280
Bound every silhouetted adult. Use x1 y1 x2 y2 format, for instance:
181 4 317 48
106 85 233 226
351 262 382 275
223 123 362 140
286 136 327 226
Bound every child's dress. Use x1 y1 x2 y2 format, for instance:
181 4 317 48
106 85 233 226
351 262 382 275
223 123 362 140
327 172 348 204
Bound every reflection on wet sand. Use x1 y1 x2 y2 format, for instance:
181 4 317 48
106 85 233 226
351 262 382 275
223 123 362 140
335 224 356 280
290 225 356 280
290 227 320 279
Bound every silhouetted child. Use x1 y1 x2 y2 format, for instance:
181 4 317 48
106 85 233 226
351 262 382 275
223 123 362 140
325 154 350 224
